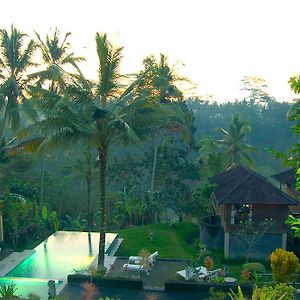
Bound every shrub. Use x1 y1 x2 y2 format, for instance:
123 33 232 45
242 262 266 273
81 282 98 300
241 270 252 282
228 286 246 300
139 249 151 270
208 287 227 300
270 248 299 282
0 282 18 297
90 266 107 279
204 256 214 271
253 283 295 300
211 276 224 283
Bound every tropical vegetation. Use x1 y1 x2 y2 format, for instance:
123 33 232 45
0 25 300 300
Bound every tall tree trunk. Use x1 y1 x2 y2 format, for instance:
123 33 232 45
98 148 107 267
0 98 9 144
88 232 92 256
86 167 92 233
39 156 45 212
150 140 158 195
150 136 160 223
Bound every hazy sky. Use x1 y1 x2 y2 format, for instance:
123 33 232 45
3 0 300 102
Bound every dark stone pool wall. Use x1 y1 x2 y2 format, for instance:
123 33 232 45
165 280 253 294
67 274 143 289
67 274 254 295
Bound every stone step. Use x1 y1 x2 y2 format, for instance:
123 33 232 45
0 249 35 276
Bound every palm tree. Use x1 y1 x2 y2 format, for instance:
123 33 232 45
0 26 37 144
73 149 95 233
30 29 84 212
30 28 84 95
198 136 226 178
218 113 257 169
136 54 184 103
27 33 155 267
135 54 191 199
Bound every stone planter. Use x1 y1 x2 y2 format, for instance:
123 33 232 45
67 274 143 290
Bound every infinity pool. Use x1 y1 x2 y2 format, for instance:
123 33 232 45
7 231 117 279
2 231 117 299
0 277 63 299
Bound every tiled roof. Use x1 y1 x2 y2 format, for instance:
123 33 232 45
209 166 297 205
271 168 296 186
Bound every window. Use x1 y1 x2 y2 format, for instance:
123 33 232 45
230 204 252 225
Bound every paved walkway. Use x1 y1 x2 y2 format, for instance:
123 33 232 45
108 258 189 288
0 250 35 276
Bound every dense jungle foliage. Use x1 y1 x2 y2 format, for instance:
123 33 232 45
0 27 296 251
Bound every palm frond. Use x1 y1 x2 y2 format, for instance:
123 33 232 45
96 33 123 101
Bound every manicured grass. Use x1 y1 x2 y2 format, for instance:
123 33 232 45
116 222 199 259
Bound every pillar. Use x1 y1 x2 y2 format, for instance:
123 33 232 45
282 232 287 250
224 232 230 258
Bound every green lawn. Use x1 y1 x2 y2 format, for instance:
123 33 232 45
116 222 199 259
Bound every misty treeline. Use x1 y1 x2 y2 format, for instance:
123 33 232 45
1 98 294 228
0 26 296 246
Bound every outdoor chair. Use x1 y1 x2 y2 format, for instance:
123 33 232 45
128 250 159 266
123 263 150 275
199 268 222 281
177 266 200 280
128 256 142 264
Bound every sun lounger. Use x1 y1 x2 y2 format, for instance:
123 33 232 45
195 266 208 275
148 251 158 261
177 268 196 280
177 266 222 281
128 256 142 264
123 263 149 275
148 251 158 265
199 268 222 281
210 268 221 275
128 251 159 266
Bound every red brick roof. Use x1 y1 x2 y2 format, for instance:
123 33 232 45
209 166 297 205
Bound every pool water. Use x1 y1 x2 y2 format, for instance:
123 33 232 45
7 231 117 279
0 277 63 299
1 231 117 299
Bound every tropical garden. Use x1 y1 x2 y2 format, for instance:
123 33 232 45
1 25 300 299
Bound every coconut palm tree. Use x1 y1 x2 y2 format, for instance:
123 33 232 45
73 149 95 233
30 29 84 212
134 54 191 198
218 113 257 169
198 136 226 178
26 33 157 267
136 54 184 103
30 28 84 95
0 26 37 144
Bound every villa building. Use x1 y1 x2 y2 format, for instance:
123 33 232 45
271 168 300 215
201 166 297 258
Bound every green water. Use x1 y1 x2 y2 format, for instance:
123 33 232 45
0 277 63 299
7 231 117 279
